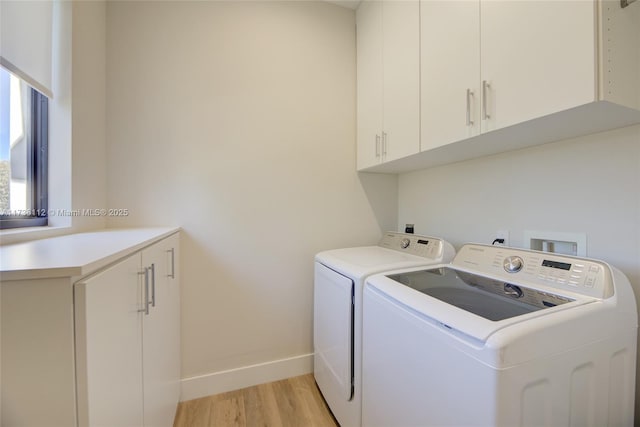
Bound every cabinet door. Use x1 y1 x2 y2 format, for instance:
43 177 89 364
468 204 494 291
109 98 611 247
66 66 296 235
356 0 383 170
421 0 480 150
141 234 181 427
382 0 420 162
75 253 144 427
480 0 596 133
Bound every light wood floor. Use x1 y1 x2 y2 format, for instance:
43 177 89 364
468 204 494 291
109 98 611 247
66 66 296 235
173 374 339 427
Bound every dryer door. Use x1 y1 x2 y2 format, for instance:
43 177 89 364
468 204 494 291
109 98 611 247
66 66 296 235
314 262 354 401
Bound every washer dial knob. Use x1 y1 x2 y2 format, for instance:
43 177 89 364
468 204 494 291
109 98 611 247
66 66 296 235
401 238 411 249
503 256 524 273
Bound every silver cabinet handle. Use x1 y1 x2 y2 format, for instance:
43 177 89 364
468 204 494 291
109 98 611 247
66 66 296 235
466 89 474 126
138 267 150 315
150 263 156 308
375 134 381 157
167 248 175 279
382 132 387 155
482 80 491 120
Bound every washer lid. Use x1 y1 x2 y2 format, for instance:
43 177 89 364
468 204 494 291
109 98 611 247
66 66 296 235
315 246 439 280
368 266 595 342
315 232 455 280
389 267 576 321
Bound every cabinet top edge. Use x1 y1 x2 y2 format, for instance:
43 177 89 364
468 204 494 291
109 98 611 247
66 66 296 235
0 227 180 282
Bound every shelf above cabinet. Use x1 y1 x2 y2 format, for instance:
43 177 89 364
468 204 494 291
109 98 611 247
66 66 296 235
359 100 640 174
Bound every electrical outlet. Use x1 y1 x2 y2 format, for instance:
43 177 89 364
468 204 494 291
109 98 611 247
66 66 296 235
495 230 509 246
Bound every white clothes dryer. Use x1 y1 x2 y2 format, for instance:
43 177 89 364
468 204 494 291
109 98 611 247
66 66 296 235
314 232 455 427
363 243 638 427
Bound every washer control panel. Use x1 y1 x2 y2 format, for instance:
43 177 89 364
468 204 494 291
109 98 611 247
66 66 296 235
457 271 575 308
379 232 444 260
453 244 613 299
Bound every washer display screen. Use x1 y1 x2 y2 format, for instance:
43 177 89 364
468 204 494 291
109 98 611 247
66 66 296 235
541 259 572 270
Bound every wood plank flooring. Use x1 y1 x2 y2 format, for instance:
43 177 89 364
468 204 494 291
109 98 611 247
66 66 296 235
173 374 339 427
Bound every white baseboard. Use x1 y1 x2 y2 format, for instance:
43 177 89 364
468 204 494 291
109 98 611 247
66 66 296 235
179 353 314 401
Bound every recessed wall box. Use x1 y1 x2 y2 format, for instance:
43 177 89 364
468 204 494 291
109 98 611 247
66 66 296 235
524 230 587 257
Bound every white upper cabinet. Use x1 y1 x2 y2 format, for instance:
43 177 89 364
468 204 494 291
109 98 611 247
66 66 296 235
422 0 596 147
357 0 420 170
381 0 420 163
421 0 480 151
480 0 596 133
356 0 383 170
362 0 640 173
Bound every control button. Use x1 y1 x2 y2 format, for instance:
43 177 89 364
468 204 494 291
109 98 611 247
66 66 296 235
589 265 600 273
401 238 410 249
503 256 524 273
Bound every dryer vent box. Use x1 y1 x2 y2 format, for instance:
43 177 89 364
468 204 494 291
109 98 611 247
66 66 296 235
524 231 586 257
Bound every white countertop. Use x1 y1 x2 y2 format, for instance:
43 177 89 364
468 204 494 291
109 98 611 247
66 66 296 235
0 227 180 281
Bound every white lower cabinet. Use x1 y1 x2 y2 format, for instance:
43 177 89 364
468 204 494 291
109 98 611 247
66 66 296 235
0 229 180 427
75 253 145 427
75 233 180 427
141 235 181 427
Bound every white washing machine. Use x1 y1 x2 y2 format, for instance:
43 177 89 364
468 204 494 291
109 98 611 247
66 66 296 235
314 232 455 427
363 243 638 427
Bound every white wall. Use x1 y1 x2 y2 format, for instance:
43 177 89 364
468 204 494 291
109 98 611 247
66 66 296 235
105 0 395 395
398 124 640 286
398 123 640 416
70 1 107 232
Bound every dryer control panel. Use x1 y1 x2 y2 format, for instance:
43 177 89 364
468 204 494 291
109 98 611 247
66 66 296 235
452 244 614 299
378 232 444 260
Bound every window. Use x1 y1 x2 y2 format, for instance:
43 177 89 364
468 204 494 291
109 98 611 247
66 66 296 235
0 67 48 229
